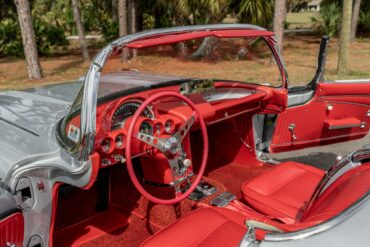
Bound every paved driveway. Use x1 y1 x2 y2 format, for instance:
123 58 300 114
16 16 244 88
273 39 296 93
268 133 370 170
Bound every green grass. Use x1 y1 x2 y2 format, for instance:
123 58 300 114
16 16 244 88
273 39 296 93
223 12 318 29
287 12 319 29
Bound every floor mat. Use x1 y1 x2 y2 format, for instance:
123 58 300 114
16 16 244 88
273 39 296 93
208 162 272 198
109 166 227 228
54 207 130 247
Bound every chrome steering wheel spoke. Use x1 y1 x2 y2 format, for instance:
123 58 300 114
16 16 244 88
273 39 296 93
136 132 166 153
173 112 197 143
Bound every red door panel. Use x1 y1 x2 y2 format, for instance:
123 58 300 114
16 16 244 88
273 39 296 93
0 212 24 247
270 82 370 153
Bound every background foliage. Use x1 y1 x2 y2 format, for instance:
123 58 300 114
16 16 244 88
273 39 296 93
315 0 370 36
1 0 370 57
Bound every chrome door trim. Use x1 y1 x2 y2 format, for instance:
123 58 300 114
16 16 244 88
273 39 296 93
264 192 370 242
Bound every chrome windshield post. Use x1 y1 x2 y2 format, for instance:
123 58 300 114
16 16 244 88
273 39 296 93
70 24 281 161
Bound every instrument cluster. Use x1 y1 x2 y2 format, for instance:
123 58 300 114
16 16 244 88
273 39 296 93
97 98 178 167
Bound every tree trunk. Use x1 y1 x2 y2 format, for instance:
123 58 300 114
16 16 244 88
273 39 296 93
112 0 118 21
118 0 128 61
190 37 219 60
71 0 90 62
350 0 362 42
14 0 43 80
338 0 353 75
273 0 287 53
128 0 137 58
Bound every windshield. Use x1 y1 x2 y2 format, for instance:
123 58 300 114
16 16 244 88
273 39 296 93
59 33 284 154
104 37 282 87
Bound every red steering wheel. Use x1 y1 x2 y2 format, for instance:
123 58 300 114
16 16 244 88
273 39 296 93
125 91 209 205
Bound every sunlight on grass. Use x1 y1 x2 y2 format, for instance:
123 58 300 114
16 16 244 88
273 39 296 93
1 35 370 91
287 12 318 29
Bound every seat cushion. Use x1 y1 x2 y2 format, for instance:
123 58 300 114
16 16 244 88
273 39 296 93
241 162 325 223
140 207 247 247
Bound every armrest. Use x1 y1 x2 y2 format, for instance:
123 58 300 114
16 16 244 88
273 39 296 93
324 118 362 130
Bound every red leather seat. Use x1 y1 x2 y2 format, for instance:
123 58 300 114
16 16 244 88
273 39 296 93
302 164 370 223
241 162 325 223
140 207 247 247
141 162 370 246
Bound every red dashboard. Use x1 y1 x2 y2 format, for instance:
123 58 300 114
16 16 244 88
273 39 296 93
67 81 286 177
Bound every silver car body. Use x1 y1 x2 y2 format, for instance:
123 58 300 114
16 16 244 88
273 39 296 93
0 24 369 247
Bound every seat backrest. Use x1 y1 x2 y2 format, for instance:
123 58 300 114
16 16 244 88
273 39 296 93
302 163 370 223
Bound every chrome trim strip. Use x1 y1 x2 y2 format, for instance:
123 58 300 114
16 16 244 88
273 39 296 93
0 117 39 137
270 131 368 147
316 98 370 108
328 79 370 83
206 105 261 125
327 123 362 130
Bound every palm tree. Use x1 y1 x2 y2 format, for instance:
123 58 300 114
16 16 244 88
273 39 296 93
191 0 230 24
118 0 128 61
128 0 138 58
152 0 230 26
236 0 274 28
350 0 362 41
273 0 287 53
14 0 43 79
71 0 90 61
338 0 353 75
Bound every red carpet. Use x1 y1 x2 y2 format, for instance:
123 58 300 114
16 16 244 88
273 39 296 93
54 207 130 247
208 162 272 198
79 213 160 247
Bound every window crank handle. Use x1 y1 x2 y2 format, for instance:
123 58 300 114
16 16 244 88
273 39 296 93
288 123 297 141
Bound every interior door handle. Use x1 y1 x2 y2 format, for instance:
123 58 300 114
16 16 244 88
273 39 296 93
288 123 297 141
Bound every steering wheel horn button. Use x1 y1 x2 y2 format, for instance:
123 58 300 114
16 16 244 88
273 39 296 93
164 137 180 155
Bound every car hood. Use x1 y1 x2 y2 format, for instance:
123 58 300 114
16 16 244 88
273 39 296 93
0 71 184 181
0 81 82 181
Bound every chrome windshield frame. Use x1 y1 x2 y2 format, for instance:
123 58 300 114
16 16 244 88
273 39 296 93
62 24 287 160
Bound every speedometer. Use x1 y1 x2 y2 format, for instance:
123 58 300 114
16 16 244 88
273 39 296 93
111 100 154 130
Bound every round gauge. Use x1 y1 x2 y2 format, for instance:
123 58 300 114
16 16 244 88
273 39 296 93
165 119 175 134
115 134 125 149
139 121 153 135
111 100 154 130
101 138 113 153
154 123 163 135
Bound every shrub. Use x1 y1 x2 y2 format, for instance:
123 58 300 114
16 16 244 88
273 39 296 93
0 19 23 57
359 11 370 33
0 18 67 57
311 3 341 37
34 19 68 55
321 0 370 34
101 19 119 42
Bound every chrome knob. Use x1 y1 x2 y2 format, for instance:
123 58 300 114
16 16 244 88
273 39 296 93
327 104 334 111
183 159 192 168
